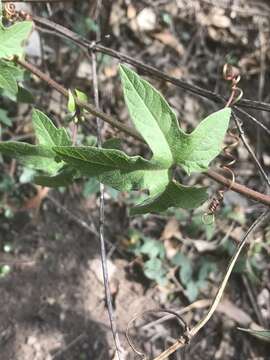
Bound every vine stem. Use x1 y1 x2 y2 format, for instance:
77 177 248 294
153 209 270 360
15 58 270 208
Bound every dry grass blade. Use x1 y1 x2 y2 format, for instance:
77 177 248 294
153 210 269 360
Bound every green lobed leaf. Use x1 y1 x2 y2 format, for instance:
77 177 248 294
130 180 208 215
0 141 61 173
185 281 199 302
120 65 231 174
0 111 72 175
140 238 165 259
143 258 168 286
0 21 33 58
32 109 71 146
173 108 231 174
172 253 193 284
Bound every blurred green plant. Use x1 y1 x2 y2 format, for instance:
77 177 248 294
127 229 217 300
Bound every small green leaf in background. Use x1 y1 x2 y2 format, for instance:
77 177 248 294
172 253 193 284
75 88 88 102
0 264 11 277
186 213 215 240
0 21 33 58
85 17 99 33
16 85 34 103
185 281 199 302
171 253 216 301
140 238 165 259
143 257 168 286
83 178 100 197
107 187 120 200
68 90 76 113
0 173 14 193
238 328 270 343
67 88 88 122
0 60 24 96
19 167 36 184
0 109 12 127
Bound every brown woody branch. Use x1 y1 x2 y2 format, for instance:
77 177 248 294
16 58 270 208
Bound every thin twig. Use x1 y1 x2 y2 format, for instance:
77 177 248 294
31 15 270 126
91 9 123 358
242 274 267 328
14 58 270 207
205 170 270 206
15 58 141 140
47 194 98 237
231 112 270 188
52 333 86 359
153 210 270 360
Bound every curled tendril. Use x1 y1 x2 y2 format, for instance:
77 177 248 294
203 63 243 223
4 2 16 19
126 309 190 359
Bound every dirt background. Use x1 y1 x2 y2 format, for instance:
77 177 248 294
0 0 270 359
